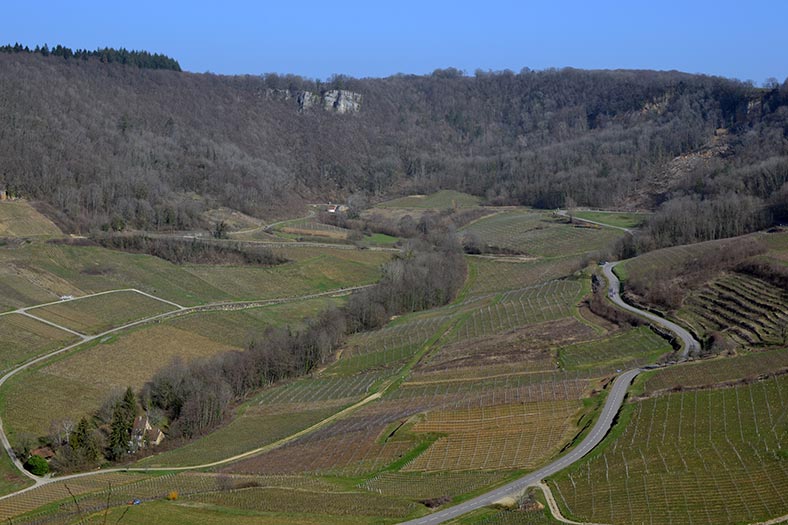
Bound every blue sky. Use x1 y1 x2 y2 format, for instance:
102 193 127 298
2 0 786 83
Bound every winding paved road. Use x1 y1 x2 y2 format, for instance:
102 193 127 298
398 369 641 525
398 262 702 524
602 262 700 358
0 256 703 522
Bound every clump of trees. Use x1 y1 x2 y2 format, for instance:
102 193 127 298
32 237 466 468
18 387 142 473
91 235 288 266
143 237 465 439
736 258 788 291
642 194 771 249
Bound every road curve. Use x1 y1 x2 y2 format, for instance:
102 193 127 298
399 262 701 524
602 262 700 358
399 369 641 525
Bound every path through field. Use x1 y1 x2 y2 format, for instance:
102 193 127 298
0 284 375 492
0 253 704 524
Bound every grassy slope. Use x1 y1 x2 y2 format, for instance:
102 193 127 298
12 197 777 524
0 314 78 373
377 190 481 209
1 297 345 442
0 243 389 309
0 201 62 238
572 211 648 229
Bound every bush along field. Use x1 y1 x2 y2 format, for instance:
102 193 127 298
0 194 786 524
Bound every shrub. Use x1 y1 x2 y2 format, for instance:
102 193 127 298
24 455 49 476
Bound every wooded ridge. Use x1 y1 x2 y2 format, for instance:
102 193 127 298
1 52 786 236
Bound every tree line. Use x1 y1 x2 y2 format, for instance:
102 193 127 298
0 42 181 70
28 236 465 471
89 235 288 266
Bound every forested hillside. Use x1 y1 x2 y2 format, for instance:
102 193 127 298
1 52 787 234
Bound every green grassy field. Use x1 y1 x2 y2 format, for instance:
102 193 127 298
461 211 622 257
165 296 344 347
0 314 78 373
0 447 32 498
0 201 62 238
1 323 241 441
29 290 178 334
549 375 788 525
136 406 341 468
572 211 649 229
377 190 481 209
0 243 389 310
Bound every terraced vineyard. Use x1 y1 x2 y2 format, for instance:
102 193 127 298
361 471 511 500
190 487 421 519
7 473 347 524
0 472 149 522
677 272 788 347
405 399 583 472
327 314 450 375
0 200 62 238
549 375 788 525
414 317 594 382
640 348 788 395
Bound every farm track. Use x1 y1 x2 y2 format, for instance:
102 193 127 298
0 284 375 494
0 247 705 522
555 209 634 235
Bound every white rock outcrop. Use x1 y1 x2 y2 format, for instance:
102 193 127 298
322 90 362 113
297 91 319 111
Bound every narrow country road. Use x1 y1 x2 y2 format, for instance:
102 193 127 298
398 262 702 524
0 258 701 521
602 262 700 358
398 368 641 525
0 284 375 492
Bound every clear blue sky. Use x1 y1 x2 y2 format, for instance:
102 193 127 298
2 0 786 83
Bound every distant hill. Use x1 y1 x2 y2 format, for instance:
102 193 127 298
0 52 786 232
